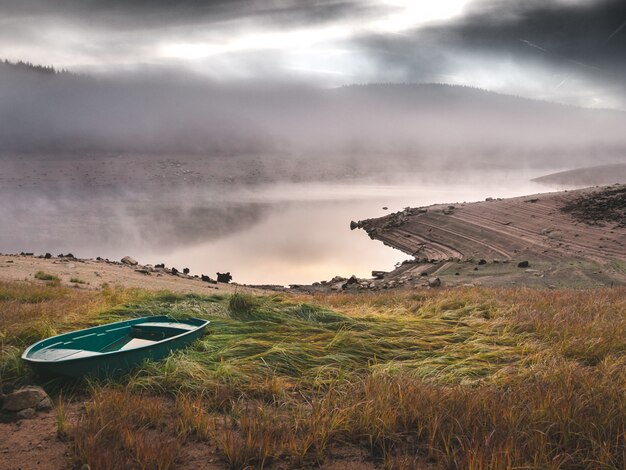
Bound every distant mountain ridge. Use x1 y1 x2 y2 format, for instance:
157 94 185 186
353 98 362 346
533 164 626 186
1 60 625 171
0 59 72 76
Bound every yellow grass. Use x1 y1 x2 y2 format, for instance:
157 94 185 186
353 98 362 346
2 281 626 468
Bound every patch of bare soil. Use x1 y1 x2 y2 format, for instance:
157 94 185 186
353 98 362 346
353 185 626 288
0 409 71 470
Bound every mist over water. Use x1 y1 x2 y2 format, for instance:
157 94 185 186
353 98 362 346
0 64 621 285
0 168 561 285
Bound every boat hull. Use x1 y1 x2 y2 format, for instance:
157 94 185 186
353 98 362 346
22 315 209 378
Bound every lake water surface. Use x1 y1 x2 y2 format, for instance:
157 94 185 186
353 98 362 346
0 169 565 285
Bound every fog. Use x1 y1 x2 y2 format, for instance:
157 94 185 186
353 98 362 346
0 169 557 285
1 61 625 284
1 62 625 174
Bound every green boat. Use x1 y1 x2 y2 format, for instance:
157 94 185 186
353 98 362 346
22 315 209 378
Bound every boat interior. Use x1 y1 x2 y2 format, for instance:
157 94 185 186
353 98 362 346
28 321 197 361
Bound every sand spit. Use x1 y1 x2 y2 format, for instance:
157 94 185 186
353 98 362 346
341 185 626 290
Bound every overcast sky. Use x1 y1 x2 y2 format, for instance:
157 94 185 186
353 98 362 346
1 0 625 108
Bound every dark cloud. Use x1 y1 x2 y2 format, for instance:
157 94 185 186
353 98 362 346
1 0 625 107
0 0 375 31
455 0 626 73
348 0 626 106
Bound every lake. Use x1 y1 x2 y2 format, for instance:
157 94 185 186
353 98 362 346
0 168 565 285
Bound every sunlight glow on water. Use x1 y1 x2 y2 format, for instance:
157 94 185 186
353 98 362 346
0 170 563 285
140 171 557 285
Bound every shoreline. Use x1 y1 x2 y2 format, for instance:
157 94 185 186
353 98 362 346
0 253 262 295
348 184 626 289
1 184 624 293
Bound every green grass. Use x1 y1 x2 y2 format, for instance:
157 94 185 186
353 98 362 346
2 282 626 468
34 270 59 282
70 277 86 284
118 291 523 396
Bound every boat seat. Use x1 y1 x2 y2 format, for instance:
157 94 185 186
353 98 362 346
31 348 102 361
133 322 196 331
118 338 157 350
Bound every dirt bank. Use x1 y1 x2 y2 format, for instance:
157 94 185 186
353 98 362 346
0 254 261 295
345 185 626 289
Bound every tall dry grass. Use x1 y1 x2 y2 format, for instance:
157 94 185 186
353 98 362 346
71 387 181 470
2 281 626 468
0 281 158 381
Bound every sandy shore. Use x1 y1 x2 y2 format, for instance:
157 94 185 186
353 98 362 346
0 254 262 294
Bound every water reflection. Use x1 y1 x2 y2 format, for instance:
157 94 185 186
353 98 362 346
0 170 561 285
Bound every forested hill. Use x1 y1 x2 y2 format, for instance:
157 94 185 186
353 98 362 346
1 60 624 170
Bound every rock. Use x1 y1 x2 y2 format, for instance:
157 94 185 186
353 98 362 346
171 267 179 275
1 383 16 395
121 256 138 266
2 386 48 412
428 277 441 287
134 269 151 275
217 272 232 283
371 271 387 279
155 263 165 269
382 206 388 210
36 397 53 411
183 267 190 275
44 253 52 259
517 261 530 268
346 275 358 285
330 276 346 283
350 221 358 230
478 259 487 265
16 408 35 419
331 283 343 291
